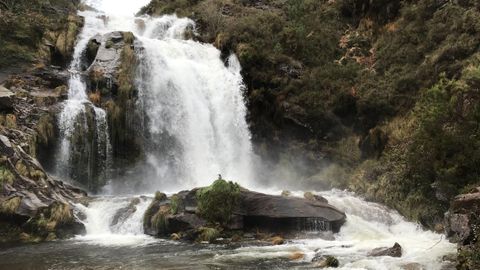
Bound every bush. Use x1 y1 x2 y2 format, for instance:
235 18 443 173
196 178 241 225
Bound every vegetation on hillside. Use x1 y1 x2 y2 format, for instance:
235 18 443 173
142 0 480 230
0 0 79 69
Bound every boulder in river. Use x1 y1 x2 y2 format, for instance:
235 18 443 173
143 180 347 240
368 242 402 257
312 254 340 268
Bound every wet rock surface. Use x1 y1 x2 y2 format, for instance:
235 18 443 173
368 242 402 257
143 186 346 241
85 31 144 171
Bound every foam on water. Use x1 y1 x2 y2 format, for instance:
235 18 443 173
74 197 156 246
213 190 455 270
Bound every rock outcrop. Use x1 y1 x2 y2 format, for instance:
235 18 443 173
0 114 87 242
85 31 144 173
445 187 480 269
0 64 88 242
143 182 346 242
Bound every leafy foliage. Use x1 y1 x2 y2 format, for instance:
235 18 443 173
196 178 241 225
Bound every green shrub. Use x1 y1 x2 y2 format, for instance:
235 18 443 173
196 178 241 225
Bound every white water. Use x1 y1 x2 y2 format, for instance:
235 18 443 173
58 0 254 191
212 190 455 269
74 196 156 246
137 25 254 190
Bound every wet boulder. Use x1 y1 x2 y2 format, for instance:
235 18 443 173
143 190 207 237
368 242 402 257
445 187 480 244
144 179 346 240
86 31 144 169
110 198 141 227
0 86 15 111
239 190 346 233
312 255 340 268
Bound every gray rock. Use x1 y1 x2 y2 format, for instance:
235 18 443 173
111 198 141 227
368 242 402 257
239 190 346 232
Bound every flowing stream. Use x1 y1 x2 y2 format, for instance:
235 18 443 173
0 191 455 270
0 0 457 269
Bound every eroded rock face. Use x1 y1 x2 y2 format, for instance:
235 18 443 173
0 133 86 242
0 72 87 243
85 31 144 171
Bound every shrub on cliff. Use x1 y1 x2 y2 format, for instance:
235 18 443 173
196 178 241 225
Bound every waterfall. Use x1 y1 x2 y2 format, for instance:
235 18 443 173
56 0 254 192
56 10 113 190
136 16 254 190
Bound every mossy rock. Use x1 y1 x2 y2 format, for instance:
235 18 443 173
0 197 22 215
155 191 167 201
0 166 15 190
35 114 55 145
170 194 184 215
196 226 220 243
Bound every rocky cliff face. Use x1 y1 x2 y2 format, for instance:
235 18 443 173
86 31 144 170
0 73 87 243
0 0 87 243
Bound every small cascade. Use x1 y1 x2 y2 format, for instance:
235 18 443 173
75 196 155 246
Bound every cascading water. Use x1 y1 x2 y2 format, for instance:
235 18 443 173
57 0 254 192
74 196 155 246
56 9 113 190
136 17 254 190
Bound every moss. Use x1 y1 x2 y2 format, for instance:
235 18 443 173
0 166 15 189
28 202 74 234
151 206 170 235
36 114 55 146
170 194 183 215
196 227 220 243
48 202 73 224
5 114 16 129
0 197 22 215
154 191 167 201
196 178 241 226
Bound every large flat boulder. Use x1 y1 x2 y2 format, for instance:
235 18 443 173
239 190 346 232
144 187 346 238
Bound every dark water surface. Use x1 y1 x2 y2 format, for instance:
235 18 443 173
0 240 300 270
